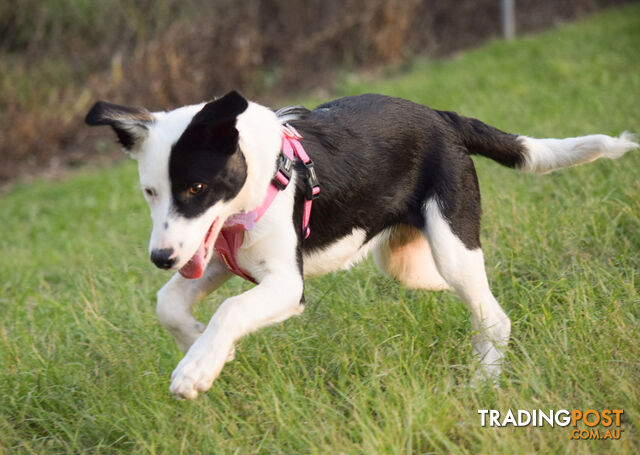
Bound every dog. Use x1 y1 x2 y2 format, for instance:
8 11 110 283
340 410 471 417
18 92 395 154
85 91 637 399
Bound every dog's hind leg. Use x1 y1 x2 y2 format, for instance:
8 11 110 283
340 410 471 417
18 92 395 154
423 189 510 384
373 224 449 291
156 258 232 353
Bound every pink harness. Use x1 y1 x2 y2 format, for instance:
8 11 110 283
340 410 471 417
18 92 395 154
213 125 320 284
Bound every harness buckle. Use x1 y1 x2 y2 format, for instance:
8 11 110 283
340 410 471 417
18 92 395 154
303 160 321 200
273 153 293 190
283 124 302 139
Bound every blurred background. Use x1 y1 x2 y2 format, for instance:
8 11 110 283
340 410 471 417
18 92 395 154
0 0 632 186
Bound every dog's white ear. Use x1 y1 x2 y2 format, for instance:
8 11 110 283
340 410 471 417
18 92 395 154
85 101 153 154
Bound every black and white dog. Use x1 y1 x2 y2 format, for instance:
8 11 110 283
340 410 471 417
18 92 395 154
86 91 637 399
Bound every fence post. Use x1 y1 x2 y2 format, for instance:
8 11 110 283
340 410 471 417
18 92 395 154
501 0 516 40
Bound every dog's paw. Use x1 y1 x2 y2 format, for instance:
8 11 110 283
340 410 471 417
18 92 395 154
169 346 224 399
170 360 217 399
470 364 502 390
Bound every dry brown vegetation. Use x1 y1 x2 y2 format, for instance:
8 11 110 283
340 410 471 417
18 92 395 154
0 0 629 185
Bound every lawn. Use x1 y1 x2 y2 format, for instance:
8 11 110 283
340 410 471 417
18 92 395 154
1 5 639 454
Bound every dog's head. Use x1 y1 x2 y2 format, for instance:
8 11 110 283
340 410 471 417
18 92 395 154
85 91 281 278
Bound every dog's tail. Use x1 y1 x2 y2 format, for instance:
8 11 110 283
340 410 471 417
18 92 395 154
437 110 638 173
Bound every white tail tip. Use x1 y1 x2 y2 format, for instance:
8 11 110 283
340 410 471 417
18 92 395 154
607 131 639 159
520 132 638 174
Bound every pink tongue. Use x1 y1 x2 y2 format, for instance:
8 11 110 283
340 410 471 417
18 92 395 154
179 241 205 279
178 218 219 280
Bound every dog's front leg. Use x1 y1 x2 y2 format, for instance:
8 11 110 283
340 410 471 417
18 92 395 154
156 259 232 353
169 271 304 399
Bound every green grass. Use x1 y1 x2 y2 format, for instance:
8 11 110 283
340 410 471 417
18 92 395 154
1 5 639 453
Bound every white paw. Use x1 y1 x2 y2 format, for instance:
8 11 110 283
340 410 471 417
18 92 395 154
471 337 506 389
471 364 502 389
169 344 224 399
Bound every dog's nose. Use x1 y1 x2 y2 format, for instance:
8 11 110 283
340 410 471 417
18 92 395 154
150 248 176 269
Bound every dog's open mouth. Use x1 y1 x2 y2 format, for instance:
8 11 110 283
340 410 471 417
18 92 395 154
179 218 220 279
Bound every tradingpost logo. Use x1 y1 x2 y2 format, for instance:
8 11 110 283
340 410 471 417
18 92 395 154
478 409 624 440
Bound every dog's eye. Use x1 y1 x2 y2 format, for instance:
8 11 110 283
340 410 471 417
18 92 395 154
188 183 206 195
144 187 156 198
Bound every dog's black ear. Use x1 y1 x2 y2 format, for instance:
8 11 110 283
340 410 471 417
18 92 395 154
183 91 249 155
85 101 153 152
191 91 249 127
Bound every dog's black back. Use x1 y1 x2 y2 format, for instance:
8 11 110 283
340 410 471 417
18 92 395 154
288 94 524 252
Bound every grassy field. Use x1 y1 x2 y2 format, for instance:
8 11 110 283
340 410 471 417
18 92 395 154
1 5 639 454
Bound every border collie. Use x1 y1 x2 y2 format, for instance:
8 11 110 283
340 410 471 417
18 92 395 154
85 91 637 399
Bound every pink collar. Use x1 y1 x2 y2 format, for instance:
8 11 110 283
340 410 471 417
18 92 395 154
213 125 320 283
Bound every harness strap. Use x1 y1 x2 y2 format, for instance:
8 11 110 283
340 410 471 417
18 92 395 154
213 124 320 283
282 124 320 238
